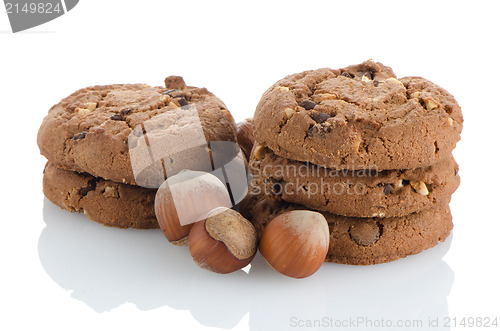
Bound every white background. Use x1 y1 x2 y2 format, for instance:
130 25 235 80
1 1 499 330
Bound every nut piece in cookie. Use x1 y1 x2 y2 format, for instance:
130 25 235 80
253 144 267 161
75 102 97 116
410 181 429 196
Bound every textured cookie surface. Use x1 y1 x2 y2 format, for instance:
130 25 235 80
43 163 158 229
250 145 460 217
240 193 453 265
38 77 237 186
253 60 463 170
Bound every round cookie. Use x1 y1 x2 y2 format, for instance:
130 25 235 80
43 163 158 229
249 145 460 218
253 60 463 170
240 193 453 265
38 76 237 187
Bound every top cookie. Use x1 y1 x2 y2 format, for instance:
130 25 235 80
37 76 238 187
253 61 463 170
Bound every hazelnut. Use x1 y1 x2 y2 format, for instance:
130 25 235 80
385 77 404 86
103 186 119 198
189 207 258 274
447 117 454 126
154 170 232 246
410 92 421 99
253 144 266 161
236 118 255 161
410 180 429 196
313 93 337 103
75 102 97 116
284 107 295 119
424 99 439 111
76 109 89 116
259 210 329 279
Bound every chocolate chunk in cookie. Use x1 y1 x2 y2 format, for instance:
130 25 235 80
300 100 317 110
349 222 382 246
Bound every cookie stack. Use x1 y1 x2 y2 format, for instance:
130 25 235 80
38 76 238 229
242 60 463 265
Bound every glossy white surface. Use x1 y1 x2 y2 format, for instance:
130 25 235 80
40 199 455 328
1 1 499 330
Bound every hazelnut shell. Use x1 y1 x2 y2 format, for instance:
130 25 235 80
189 207 257 274
259 210 329 279
154 170 232 246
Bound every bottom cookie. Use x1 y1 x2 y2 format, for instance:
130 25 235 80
43 163 158 229
240 193 453 265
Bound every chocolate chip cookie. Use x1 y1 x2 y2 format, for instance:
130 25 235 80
240 193 453 265
38 76 237 187
43 163 158 229
249 145 460 218
253 60 463 170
